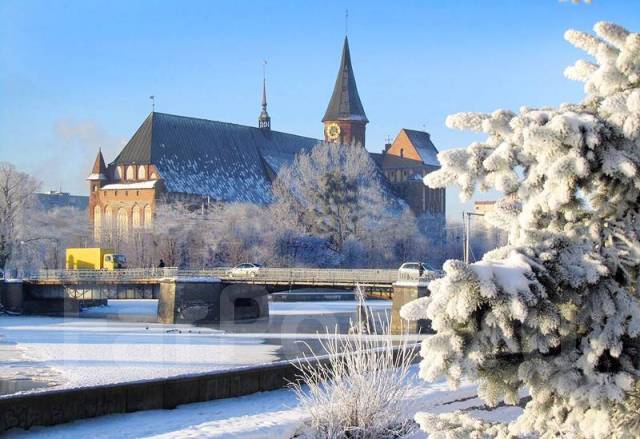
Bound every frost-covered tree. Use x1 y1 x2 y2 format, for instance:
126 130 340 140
273 142 429 267
0 162 40 269
20 206 90 269
273 142 396 252
402 22 640 438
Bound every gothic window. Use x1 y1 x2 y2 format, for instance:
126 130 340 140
104 207 113 234
114 166 123 180
132 205 142 229
126 166 135 180
150 171 158 180
400 148 404 158
137 166 147 180
93 206 102 241
117 208 129 235
143 205 153 228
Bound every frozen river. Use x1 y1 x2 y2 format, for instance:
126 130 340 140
0 297 404 396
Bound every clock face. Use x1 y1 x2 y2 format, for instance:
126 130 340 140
325 123 341 141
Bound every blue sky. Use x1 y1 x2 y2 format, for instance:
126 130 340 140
1 0 638 219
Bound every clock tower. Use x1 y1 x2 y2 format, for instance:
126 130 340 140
322 36 368 147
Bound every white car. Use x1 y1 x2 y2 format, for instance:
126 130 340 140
398 262 431 278
227 263 262 278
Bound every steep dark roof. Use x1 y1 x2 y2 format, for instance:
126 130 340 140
322 37 368 123
112 112 320 203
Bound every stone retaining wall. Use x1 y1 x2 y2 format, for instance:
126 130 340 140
1 346 418 433
0 360 312 433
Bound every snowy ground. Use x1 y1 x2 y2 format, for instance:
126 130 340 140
1 299 523 437
6 366 523 438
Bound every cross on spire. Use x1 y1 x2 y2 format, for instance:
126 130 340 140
345 9 349 36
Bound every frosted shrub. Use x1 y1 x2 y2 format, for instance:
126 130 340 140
402 22 640 438
291 286 417 439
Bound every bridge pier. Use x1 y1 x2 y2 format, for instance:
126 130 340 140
158 277 223 324
219 284 269 323
391 281 431 335
157 279 271 325
1 280 24 314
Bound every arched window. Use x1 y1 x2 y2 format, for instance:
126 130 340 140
143 205 153 228
400 148 404 158
114 166 123 181
137 166 147 180
150 171 158 180
117 208 129 235
104 207 113 229
93 206 102 241
126 166 135 180
132 205 142 229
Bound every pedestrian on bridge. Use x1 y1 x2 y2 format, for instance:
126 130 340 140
158 259 165 268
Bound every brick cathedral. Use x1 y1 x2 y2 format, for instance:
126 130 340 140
88 37 445 240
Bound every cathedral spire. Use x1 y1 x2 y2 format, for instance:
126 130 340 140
322 36 368 124
322 36 368 147
258 60 271 130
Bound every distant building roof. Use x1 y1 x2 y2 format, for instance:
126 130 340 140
35 191 88 211
322 37 368 123
111 112 321 203
402 129 440 167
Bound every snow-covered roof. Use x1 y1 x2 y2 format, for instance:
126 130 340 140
111 112 321 203
403 129 440 167
87 173 107 181
102 180 158 190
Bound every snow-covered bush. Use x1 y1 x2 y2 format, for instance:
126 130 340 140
291 286 417 439
402 22 640 438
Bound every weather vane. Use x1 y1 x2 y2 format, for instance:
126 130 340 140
149 95 155 112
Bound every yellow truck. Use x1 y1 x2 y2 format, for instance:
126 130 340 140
65 248 127 270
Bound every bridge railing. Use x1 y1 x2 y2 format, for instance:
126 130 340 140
26 267 442 285
26 267 181 282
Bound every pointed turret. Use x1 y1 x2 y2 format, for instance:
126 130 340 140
258 76 271 130
322 37 368 147
88 148 107 181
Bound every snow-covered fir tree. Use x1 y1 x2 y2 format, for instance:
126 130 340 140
401 22 640 438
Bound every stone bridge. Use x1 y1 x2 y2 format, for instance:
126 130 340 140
1 267 438 333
